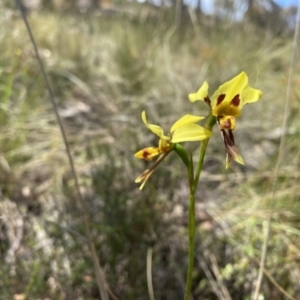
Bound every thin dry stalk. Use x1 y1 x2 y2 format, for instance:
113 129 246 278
15 2 115 299
252 257 297 300
253 2 300 296
197 253 223 300
147 247 155 300
209 254 232 300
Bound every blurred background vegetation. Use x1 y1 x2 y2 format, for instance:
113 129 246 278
0 0 300 299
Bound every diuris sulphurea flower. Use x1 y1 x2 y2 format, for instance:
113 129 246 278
189 71 262 168
134 111 212 189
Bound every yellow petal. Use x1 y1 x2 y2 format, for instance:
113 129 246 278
241 85 262 105
189 82 209 102
211 72 248 113
170 115 205 133
134 147 161 161
171 124 212 143
141 111 164 138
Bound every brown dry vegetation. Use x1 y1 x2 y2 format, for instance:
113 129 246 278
1 1 300 299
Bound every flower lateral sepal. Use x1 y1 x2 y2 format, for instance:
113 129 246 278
135 152 170 190
135 169 155 190
221 129 244 169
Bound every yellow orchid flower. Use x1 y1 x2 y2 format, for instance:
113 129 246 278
189 71 262 168
134 111 212 189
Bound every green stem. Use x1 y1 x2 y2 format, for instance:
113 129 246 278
174 143 194 188
193 112 216 192
184 192 196 300
184 111 216 300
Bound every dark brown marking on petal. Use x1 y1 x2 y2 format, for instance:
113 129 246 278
230 94 240 107
143 150 150 159
204 96 211 107
217 94 225 106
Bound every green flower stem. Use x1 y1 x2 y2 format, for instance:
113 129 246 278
193 112 216 192
184 112 216 300
174 143 194 188
184 192 196 300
